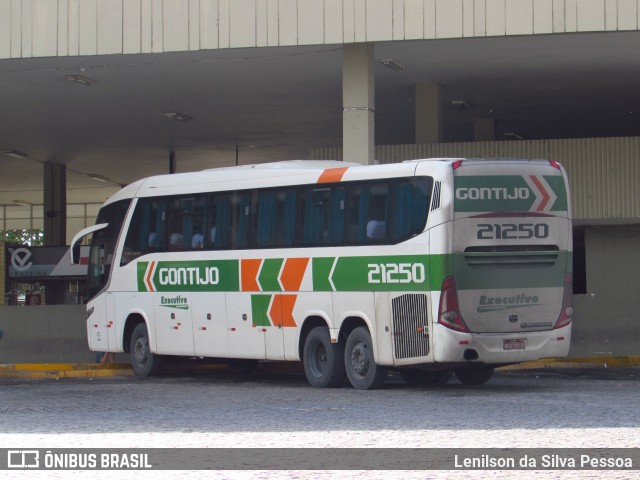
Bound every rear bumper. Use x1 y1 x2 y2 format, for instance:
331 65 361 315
432 323 572 364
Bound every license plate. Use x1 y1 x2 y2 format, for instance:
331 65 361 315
503 339 526 350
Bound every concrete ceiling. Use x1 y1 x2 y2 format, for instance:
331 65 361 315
1 31 640 206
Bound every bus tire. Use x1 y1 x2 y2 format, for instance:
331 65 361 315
344 326 387 390
303 326 345 388
455 366 494 385
398 368 438 386
130 322 161 377
433 370 454 384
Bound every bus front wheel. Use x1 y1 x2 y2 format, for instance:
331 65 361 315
303 326 345 388
344 327 387 390
130 322 162 377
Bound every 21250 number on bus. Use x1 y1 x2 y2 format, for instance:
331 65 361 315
368 263 426 284
477 223 549 240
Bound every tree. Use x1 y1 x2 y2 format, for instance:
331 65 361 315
1 229 44 246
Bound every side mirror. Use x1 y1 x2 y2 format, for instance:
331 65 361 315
71 243 81 265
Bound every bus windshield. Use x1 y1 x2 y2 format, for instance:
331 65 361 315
87 199 131 299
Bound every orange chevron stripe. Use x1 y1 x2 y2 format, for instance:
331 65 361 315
530 175 551 211
280 257 309 291
146 261 156 292
241 259 262 291
270 294 297 328
318 167 349 184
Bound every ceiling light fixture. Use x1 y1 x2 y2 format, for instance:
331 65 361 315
66 74 94 86
87 173 110 182
12 200 33 206
164 112 193 122
451 100 471 112
3 149 29 159
504 132 524 140
380 58 406 71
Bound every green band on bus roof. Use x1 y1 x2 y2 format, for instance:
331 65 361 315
454 175 567 212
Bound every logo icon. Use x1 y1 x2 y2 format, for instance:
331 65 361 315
10 248 33 272
7 450 40 468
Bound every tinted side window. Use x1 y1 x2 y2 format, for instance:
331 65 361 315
390 177 432 243
300 186 345 246
347 182 389 244
255 189 297 248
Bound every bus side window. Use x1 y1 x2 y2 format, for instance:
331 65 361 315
166 198 185 250
121 198 156 264
235 192 251 249
256 188 297 248
390 178 432 243
390 177 432 243
153 199 168 250
214 194 232 249
301 186 345 246
282 190 296 246
328 187 345 244
301 188 326 245
348 182 388 244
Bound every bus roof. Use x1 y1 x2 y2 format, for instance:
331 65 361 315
100 158 559 207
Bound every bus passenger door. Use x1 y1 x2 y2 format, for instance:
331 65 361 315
226 293 266 359
87 294 110 353
262 294 287 360
153 293 194 356
105 292 118 351
192 293 228 357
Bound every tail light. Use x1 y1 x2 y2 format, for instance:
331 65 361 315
549 160 562 170
438 276 470 332
554 273 573 329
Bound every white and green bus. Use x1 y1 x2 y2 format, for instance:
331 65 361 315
71 158 573 389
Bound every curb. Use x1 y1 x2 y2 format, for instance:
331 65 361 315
0 363 134 379
498 356 640 371
1 357 639 380
0 361 304 379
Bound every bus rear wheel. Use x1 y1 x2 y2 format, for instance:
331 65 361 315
303 326 345 388
130 322 161 377
345 327 387 390
455 366 494 385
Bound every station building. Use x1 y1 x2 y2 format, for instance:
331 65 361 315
0 0 639 361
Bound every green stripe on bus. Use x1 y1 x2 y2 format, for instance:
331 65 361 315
137 252 570 293
138 260 240 292
327 255 430 292
258 258 284 292
312 258 335 292
251 294 272 327
454 175 567 212
137 262 148 291
429 252 569 290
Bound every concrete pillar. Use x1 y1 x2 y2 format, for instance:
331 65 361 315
415 82 442 144
43 163 66 247
44 163 67 305
343 43 375 165
474 118 496 141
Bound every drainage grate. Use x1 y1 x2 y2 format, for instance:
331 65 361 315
392 294 429 359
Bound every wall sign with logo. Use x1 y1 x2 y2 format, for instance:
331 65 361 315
6 246 88 279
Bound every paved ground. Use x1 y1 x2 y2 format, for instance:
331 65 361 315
1 368 639 479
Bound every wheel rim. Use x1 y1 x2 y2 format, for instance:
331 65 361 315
133 336 148 366
310 341 328 377
350 341 370 377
